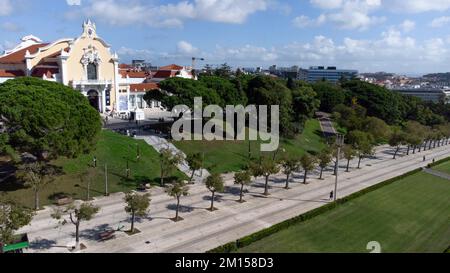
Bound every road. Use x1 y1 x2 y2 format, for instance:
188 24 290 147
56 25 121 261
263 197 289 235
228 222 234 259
19 144 450 253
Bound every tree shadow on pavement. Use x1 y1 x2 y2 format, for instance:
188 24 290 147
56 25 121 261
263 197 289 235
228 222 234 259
29 238 59 250
79 224 115 241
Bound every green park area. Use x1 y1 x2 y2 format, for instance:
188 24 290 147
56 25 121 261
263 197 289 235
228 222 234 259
173 119 327 174
0 130 185 208
238 171 450 253
432 160 450 175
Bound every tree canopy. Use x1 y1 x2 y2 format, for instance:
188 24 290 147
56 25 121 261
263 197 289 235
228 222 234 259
0 77 101 160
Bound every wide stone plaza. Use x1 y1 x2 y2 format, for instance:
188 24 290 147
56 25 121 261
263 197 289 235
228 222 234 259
19 142 450 253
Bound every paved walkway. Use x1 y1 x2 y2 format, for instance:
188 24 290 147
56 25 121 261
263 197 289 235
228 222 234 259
318 118 337 138
135 133 210 183
19 143 450 253
423 168 450 181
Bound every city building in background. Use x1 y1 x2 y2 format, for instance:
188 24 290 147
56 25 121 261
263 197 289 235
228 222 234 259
307 66 359 83
391 86 450 104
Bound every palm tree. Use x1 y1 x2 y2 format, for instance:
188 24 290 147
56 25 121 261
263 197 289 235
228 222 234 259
205 174 225 211
234 171 252 203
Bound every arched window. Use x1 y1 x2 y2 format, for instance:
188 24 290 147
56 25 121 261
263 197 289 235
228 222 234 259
87 63 98 80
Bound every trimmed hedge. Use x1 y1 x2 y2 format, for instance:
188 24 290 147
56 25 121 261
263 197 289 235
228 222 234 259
207 167 424 253
427 156 450 169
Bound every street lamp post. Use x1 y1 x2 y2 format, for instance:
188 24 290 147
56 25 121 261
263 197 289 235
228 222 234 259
334 134 345 202
105 164 109 196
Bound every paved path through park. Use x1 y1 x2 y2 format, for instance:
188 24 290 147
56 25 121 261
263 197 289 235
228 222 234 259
135 133 210 183
19 144 450 253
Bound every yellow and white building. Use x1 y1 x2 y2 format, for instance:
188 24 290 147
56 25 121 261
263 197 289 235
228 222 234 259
0 20 183 115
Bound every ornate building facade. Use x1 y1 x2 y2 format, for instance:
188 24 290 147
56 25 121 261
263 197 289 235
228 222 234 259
0 20 190 115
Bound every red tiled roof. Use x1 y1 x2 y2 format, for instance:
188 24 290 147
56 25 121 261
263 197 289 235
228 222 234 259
159 64 183 71
0 43 49 64
119 64 132 69
119 70 151 78
153 70 178 79
129 83 160 92
0 69 25 78
31 68 59 78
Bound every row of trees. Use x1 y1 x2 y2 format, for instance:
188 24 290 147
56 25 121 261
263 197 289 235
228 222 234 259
145 75 321 137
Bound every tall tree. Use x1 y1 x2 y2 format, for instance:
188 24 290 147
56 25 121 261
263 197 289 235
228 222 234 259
300 153 317 184
281 156 300 189
317 148 332 180
0 200 34 245
52 203 99 248
234 171 252 203
124 193 151 233
347 130 375 169
291 85 320 133
165 180 189 222
389 127 406 159
246 76 294 137
0 77 101 161
250 157 280 196
16 162 58 211
342 145 356 172
205 174 225 211
186 153 203 184
159 148 183 187
363 117 391 143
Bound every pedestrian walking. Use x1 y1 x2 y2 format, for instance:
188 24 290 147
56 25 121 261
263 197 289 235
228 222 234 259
423 156 426 162
93 156 97 168
330 191 334 200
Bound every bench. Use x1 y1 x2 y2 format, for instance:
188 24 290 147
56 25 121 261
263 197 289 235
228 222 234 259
99 230 116 242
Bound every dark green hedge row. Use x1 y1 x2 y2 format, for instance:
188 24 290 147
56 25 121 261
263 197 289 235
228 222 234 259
427 156 450 168
207 167 424 253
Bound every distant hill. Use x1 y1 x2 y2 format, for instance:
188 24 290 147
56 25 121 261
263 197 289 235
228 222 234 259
423 73 450 81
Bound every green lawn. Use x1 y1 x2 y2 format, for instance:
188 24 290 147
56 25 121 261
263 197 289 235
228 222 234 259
432 160 450 175
1 130 185 208
238 171 450 253
173 119 326 174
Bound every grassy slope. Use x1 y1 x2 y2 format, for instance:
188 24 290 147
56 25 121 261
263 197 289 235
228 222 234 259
1 130 185 208
238 172 450 253
173 119 326 174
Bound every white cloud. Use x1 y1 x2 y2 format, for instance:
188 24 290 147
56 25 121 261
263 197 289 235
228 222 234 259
177 41 198 55
66 0 81 6
0 0 13 16
400 20 415 32
119 28 450 73
310 0 343 9
66 0 268 28
296 0 384 31
388 0 450 13
430 16 450 28
1 22 22 32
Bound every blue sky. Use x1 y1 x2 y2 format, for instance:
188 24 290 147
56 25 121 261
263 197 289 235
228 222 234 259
1 0 450 74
